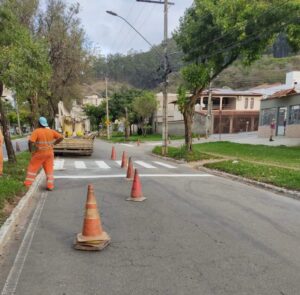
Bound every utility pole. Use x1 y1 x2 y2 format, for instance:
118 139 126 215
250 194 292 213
14 93 22 136
105 77 110 140
136 0 174 155
206 70 214 138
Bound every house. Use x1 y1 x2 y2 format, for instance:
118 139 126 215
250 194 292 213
82 94 104 107
257 71 300 138
155 89 263 135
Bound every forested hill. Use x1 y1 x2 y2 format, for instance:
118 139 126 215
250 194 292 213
92 39 300 92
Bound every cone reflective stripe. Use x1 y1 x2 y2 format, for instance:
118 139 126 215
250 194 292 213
111 146 116 160
127 169 146 202
75 184 111 251
16 142 21 152
121 151 127 168
126 157 134 180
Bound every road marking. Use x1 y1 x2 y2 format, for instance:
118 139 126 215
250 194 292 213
146 142 162 146
54 160 65 171
54 174 213 179
135 161 157 169
153 161 177 169
121 143 134 147
96 161 111 169
1 192 48 295
115 160 122 166
74 161 86 169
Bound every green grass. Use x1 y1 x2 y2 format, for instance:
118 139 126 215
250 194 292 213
0 152 30 224
102 133 185 143
152 145 216 162
194 142 300 169
204 160 300 191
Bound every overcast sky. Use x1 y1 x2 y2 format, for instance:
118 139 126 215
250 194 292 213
65 0 194 56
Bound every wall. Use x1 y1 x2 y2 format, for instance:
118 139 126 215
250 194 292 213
286 125 300 138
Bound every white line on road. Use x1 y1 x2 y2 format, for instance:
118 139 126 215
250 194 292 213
74 161 86 169
135 161 157 169
1 192 48 295
115 160 122 166
96 161 111 169
54 160 65 171
121 144 134 147
54 174 213 179
153 161 177 169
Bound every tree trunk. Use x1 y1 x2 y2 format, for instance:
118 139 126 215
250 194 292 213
0 82 16 163
183 102 194 152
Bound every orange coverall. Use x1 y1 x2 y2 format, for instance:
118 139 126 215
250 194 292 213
24 128 63 190
0 129 3 176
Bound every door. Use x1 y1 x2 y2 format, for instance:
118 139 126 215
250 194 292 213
277 107 287 136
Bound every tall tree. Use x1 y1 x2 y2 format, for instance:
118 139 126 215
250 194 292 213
37 0 90 123
174 0 300 151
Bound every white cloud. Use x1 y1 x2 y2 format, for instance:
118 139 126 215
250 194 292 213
66 0 193 55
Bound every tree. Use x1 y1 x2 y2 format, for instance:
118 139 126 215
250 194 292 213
132 91 157 136
173 0 300 151
83 104 106 131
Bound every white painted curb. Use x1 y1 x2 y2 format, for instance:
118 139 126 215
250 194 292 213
0 171 44 255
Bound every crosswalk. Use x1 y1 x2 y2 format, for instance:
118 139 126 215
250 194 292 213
54 159 177 171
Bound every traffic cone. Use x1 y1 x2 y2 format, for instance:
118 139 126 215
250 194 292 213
111 146 116 160
137 139 140 146
16 142 21 152
121 151 127 168
126 157 134 180
74 184 111 251
127 169 146 202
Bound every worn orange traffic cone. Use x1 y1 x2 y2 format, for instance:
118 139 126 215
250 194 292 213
16 142 21 152
111 146 116 160
127 169 146 202
137 139 140 146
74 184 111 251
126 157 134 180
121 151 127 168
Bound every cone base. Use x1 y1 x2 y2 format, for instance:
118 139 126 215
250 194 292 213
76 231 110 243
74 239 110 251
126 196 147 202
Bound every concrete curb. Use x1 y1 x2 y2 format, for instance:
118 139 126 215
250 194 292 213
0 171 44 255
151 153 300 201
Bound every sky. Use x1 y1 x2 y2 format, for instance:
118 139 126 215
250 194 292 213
65 0 194 56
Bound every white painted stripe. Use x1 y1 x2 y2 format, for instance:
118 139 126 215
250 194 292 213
54 160 65 171
96 161 111 169
153 161 177 169
135 161 157 169
1 192 48 295
147 142 162 146
55 174 213 179
121 143 134 147
115 160 122 166
74 161 86 169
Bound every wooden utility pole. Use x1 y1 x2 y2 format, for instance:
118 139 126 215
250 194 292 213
136 0 174 155
105 77 110 140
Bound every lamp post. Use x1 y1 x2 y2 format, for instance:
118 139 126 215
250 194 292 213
106 10 169 153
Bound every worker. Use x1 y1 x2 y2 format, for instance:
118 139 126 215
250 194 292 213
0 127 3 177
24 117 63 191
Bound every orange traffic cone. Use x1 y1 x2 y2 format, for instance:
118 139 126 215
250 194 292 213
121 151 127 168
111 146 116 160
137 139 140 146
74 184 111 251
16 142 21 152
126 157 134 180
127 169 146 202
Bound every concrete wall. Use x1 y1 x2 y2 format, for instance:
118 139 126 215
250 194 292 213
286 124 300 138
236 96 262 111
258 126 271 138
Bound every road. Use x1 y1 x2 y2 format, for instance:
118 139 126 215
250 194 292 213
2 138 28 160
1 139 300 295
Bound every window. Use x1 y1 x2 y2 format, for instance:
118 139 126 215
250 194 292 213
244 98 249 109
260 108 277 126
289 105 300 124
250 98 254 109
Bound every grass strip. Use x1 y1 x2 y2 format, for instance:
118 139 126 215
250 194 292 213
153 145 216 162
204 160 300 191
194 142 300 169
0 152 30 224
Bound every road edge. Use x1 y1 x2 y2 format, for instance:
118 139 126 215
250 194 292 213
151 152 300 201
0 171 44 255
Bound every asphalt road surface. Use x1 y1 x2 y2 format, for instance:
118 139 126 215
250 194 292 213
2 138 28 160
1 139 300 295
